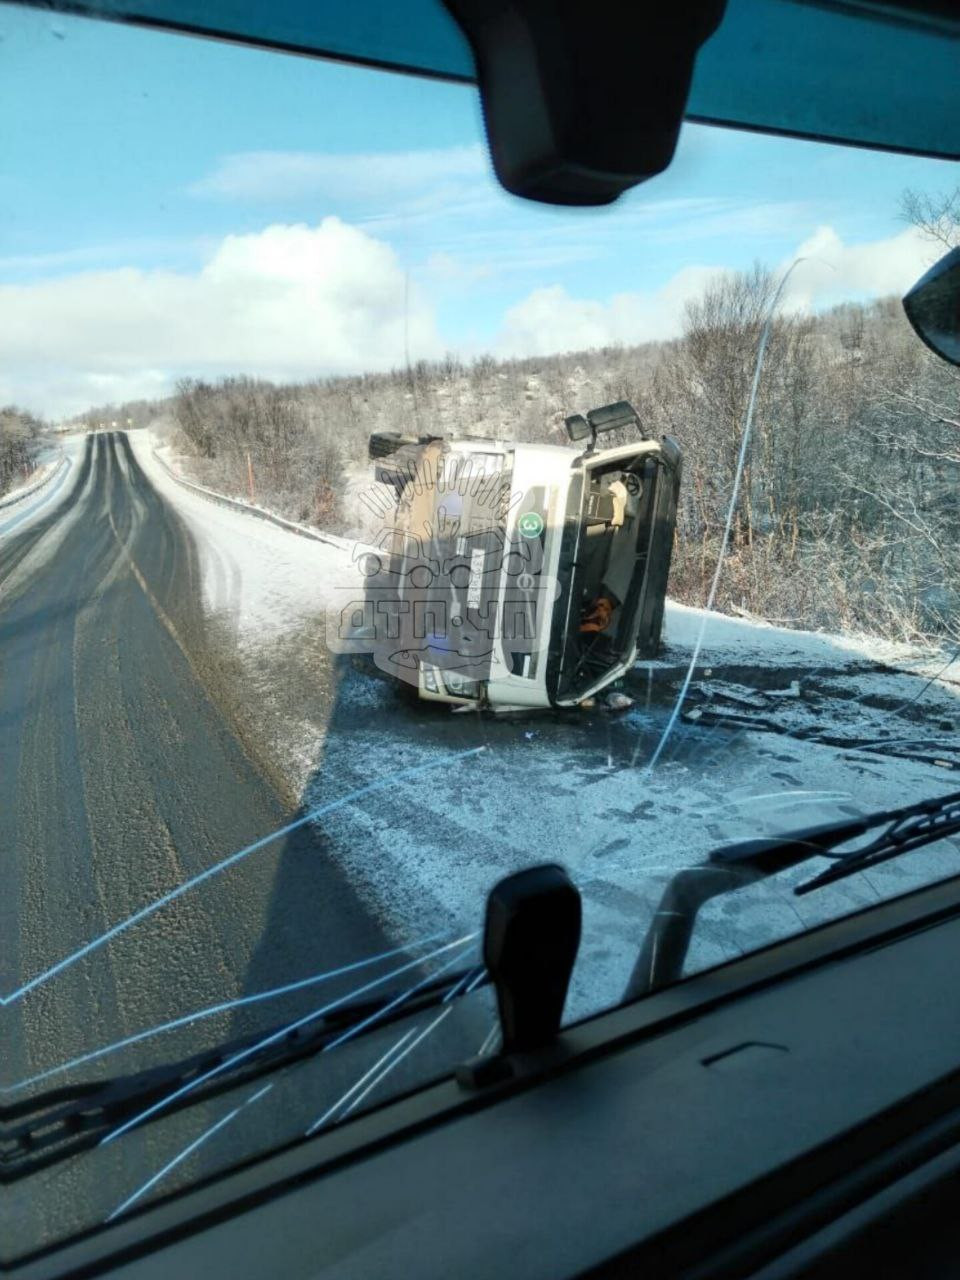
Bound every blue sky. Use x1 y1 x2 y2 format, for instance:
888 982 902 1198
1 3 956 416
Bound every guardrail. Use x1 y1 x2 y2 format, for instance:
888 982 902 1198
149 448 354 554
0 454 67 513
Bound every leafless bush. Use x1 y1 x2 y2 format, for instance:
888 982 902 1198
900 185 960 250
640 264 958 645
0 406 46 497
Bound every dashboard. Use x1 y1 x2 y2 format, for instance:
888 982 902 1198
26 869 960 1278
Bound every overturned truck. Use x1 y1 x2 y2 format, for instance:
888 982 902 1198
354 401 681 710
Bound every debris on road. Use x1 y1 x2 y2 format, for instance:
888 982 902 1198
605 691 634 711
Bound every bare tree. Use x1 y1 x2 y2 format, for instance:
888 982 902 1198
900 186 960 250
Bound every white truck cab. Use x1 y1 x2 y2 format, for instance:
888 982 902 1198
360 402 681 709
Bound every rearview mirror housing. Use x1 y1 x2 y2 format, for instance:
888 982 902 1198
442 0 726 205
903 245 960 367
566 400 643 451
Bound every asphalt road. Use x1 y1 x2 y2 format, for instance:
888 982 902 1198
0 433 398 1097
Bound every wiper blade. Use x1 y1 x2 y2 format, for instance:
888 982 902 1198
0 960 487 1182
624 787 960 1002
794 792 960 895
711 787 960 893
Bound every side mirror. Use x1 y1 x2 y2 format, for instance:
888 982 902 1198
586 400 641 435
565 400 642 448
564 413 591 442
903 245 960 367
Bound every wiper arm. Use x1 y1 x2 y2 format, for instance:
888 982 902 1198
0 960 487 1182
792 790 960 894
624 788 960 1002
713 787 960 893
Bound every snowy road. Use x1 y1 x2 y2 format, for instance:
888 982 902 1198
0 432 505 1252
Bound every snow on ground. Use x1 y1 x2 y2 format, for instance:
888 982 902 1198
0 457 58 510
313 656 960 1025
131 432 368 654
662 597 945 676
132 428 960 1025
0 436 83 538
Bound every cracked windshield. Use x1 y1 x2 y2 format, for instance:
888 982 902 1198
2 1 960 1249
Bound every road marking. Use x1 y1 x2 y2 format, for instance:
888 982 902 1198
107 509 193 668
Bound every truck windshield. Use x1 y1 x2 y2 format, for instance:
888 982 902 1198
555 449 681 701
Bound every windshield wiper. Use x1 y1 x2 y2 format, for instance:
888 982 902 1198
624 788 960 1002
0 961 488 1182
714 787 960 894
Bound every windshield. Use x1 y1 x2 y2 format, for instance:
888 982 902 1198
2 1 959 1254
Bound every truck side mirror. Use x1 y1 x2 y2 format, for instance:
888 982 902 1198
903 245 960 367
564 413 592 442
586 401 641 435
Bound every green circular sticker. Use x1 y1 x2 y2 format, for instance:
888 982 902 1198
518 511 544 539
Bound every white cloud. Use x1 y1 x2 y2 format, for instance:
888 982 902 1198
0 218 441 417
782 224 935 309
4 216 937 419
381 196 811 287
423 251 493 287
495 224 937 358
495 267 726 357
613 197 812 246
0 237 202 278
190 145 487 203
